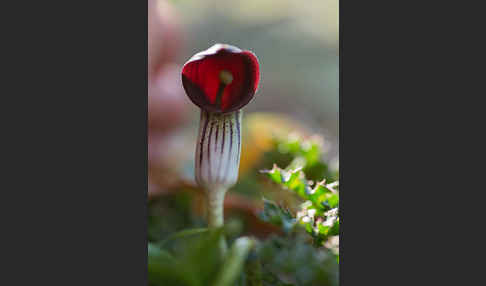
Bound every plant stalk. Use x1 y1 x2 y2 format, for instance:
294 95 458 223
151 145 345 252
196 109 243 256
207 186 228 255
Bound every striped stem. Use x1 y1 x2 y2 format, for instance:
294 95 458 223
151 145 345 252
195 109 242 192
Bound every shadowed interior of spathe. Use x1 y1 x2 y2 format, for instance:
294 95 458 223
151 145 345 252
182 45 260 114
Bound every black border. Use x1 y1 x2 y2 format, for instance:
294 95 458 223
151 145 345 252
7 1 149 284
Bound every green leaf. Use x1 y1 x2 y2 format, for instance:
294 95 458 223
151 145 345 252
259 198 296 233
261 164 283 184
148 243 196 286
213 237 255 286
262 165 339 213
179 228 226 286
261 165 310 200
148 230 226 286
307 180 336 210
159 227 209 247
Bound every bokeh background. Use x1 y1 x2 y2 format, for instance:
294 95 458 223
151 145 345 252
149 0 338 195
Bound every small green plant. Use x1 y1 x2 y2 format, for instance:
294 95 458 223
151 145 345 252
260 135 339 262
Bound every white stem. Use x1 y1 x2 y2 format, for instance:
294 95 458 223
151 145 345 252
207 186 228 255
207 186 227 228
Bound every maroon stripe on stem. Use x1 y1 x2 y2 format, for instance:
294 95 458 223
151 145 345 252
207 119 214 182
198 111 209 182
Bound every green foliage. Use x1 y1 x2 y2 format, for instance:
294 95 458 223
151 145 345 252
259 198 296 233
274 135 337 182
233 134 337 201
148 242 196 286
261 165 338 213
148 132 339 285
258 235 338 286
148 191 206 243
149 229 256 286
261 144 339 255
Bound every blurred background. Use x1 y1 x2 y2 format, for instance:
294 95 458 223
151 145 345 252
176 0 339 133
149 0 339 196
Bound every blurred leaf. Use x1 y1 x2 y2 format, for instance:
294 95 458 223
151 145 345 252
159 227 208 247
278 135 321 166
259 198 296 233
275 135 336 182
148 192 205 242
179 229 226 285
148 243 173 260
148 229 226 286
258 235 338 286
148 243 197 286
213 237 255 286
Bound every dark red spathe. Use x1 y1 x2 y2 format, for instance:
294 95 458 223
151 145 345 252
182 44 260 113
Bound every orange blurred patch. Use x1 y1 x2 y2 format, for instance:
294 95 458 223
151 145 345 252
239 112 311 175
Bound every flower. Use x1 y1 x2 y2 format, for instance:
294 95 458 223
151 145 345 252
181 44 260 233
182 44 260 113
